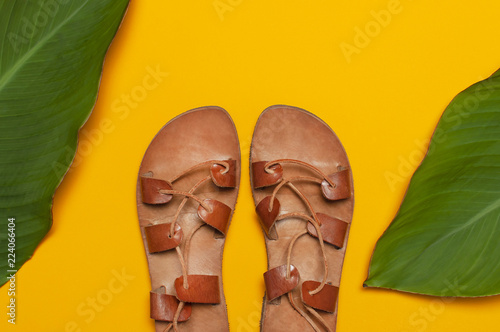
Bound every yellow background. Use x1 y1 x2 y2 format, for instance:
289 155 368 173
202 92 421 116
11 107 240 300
2 0 500 331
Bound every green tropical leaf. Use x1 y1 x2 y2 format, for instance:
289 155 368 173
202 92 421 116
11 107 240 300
365 69 500 296
0 0 128 286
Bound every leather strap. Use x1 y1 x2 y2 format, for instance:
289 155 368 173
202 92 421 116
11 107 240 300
252 161 283 188
321 169 351 201
150 288 192 322
210 159 237 188
197 199 232 235
301 281 338 313
174 275 220 304
263 264 300 301
140 177 173 204
255 196 280 240
145 223 183 254
307 213 348 249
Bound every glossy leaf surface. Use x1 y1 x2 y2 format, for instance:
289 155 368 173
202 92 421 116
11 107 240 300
366 69 500 296
0 0 128 285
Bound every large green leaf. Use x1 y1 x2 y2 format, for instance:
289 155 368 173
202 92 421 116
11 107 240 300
0 0 128 286
365 69 500 296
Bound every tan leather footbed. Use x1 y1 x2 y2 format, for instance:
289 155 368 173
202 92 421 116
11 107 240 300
137 107 240 332
250 105 354 332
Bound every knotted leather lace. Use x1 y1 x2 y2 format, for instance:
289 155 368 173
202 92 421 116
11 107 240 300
152 160 230 332
264 159 336 332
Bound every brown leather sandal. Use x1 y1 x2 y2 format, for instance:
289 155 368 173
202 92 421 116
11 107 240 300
137 107 240 332
250 105 354 332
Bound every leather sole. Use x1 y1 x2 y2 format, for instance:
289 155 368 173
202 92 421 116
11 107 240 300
250 105 354 332
137 107 240 331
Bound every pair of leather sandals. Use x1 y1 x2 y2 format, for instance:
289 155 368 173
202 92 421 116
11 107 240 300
137 105 354 332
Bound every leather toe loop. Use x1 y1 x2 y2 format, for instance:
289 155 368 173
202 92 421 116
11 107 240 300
321 169 351 200
210 159 237 188
197 199 232 235
307 213 348 249
140 176 173 204
252 161 283 188
264 264 300 301
145 222 183 253
301 281 338 313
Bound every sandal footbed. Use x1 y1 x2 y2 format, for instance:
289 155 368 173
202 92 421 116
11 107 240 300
137 107 240 332
250 105 354 332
